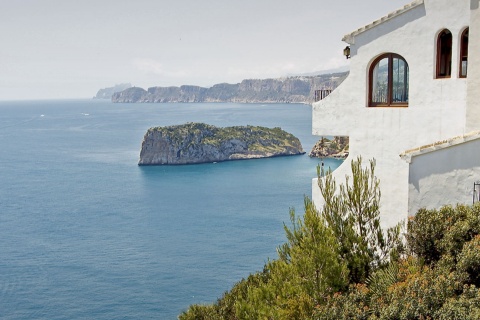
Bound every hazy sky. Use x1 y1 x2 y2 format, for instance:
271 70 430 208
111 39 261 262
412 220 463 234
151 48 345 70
0 0 410 100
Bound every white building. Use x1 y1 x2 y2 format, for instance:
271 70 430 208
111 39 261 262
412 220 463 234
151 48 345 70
312 0 480 226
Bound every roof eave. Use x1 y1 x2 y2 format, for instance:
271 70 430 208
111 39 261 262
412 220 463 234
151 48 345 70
400 131 480 163
342 0 424 45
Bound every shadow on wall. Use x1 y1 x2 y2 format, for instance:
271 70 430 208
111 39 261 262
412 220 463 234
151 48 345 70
408 138 480 192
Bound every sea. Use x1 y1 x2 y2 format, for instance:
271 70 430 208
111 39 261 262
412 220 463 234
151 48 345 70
0 99 342 319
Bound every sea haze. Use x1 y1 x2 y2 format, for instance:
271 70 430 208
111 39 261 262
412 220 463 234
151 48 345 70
0 100 342 319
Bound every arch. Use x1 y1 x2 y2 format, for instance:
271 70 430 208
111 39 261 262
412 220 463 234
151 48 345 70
436 29 452 78
459 27 469 78
368 53 409 107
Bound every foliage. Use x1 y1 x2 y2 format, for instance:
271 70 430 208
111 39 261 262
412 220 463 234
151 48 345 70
179 158 480 320
369 259 457 319
313 203 480 319
313 284 371 320
279 197 349 298
235 198 348 319
318 157 403 283
314 255 480 320
178 304 222 320
178 270 269 320
366 261 400 299
457 235 480 286
406 203 480 265
437 285 480 320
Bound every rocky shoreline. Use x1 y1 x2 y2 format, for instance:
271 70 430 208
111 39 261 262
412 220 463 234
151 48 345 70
138 123 305 165
309 136 349 159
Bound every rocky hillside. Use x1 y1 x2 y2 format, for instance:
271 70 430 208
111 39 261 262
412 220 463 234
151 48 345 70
309 136 349 159
113 72 347 104
94 83 132 99
138 123 305 165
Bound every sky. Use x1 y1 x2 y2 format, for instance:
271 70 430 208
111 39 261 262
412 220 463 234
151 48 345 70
0 0 410 100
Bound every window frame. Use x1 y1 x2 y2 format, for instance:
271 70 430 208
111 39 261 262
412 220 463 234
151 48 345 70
436 29 452 79
459 27 469 78
368 53 409 108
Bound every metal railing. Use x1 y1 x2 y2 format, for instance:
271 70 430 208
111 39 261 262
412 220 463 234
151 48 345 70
473 181 480 204
314 89 332 102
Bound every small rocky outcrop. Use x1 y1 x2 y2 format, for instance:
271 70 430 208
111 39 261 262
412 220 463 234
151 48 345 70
138 123 305 165
309 136 349 159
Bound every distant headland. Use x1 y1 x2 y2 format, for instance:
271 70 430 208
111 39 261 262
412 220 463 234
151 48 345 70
94 83 132 99
110 72 347 104
138 122 305 165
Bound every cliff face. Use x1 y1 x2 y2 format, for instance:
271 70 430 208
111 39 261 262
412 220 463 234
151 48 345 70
138 123 305 165
112 87 148 102
113 72 348 104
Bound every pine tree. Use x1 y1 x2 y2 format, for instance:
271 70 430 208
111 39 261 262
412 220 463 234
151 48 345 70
318 156 402 283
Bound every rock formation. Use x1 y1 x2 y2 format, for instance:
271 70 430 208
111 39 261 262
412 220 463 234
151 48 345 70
113 72 348 104
309 136 349 159
94 83 132 99
138 123 305 165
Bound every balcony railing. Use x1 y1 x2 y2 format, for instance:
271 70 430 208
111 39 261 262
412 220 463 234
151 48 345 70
474 181 480 204
314 89 332 102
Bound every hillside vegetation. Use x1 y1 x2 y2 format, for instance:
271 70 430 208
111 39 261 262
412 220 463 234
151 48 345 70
179 157 480 319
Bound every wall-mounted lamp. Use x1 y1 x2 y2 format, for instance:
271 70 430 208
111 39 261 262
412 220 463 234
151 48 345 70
343 46 351 59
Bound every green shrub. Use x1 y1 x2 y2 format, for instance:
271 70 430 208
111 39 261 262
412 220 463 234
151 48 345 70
437 285 480 320
313 284 371 320
457 235 480 286
370 260 456 319
178 304 221 320
407 204 480 266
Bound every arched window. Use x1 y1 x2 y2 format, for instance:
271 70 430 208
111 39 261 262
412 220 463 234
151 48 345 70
459 27 469 78
436 29 452 78
369 53 409 107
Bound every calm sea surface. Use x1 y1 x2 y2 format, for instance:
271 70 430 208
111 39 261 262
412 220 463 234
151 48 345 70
0 100 341 319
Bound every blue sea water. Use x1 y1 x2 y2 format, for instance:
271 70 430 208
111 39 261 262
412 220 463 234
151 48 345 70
0 100 341 319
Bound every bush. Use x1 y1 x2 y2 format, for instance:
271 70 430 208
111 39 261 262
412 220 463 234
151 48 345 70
370 259 456 319
407 204 480 265
457 235 480 286
437 285 480 320
178 304 221 320
313 284 370 320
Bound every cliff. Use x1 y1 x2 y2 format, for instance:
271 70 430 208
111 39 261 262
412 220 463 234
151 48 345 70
113 72 347 104
309 136 349 159
138 123 305 165
94 83 132 99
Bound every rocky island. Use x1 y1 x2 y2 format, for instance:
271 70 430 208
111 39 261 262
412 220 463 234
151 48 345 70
138 123 305 165
309 136 349 159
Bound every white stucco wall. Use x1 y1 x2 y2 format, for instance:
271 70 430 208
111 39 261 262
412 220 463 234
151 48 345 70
312 0 473 227
466 0 480 131
405 136 480 213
